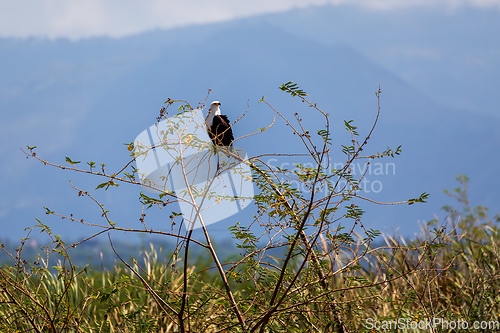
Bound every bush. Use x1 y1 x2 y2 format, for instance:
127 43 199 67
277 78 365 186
2 84 497 332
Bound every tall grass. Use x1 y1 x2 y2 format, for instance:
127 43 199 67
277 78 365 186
2 179 499 332
335 175 500 331
0 243 224 332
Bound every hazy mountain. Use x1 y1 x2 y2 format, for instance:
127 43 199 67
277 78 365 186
263 5 500 118
0 5 499 246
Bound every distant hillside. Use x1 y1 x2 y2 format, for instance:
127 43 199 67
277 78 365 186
262 5 500 118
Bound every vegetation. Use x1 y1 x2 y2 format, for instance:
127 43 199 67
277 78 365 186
1 84 499 332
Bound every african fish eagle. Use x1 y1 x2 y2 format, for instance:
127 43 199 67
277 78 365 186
205 101 234 147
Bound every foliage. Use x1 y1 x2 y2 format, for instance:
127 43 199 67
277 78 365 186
2 85 498 332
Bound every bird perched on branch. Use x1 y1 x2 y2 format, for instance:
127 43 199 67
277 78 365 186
205 101 234 147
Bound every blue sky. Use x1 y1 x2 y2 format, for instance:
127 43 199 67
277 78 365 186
1 0 500 39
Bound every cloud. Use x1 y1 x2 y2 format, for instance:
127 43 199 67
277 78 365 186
1 0 499 39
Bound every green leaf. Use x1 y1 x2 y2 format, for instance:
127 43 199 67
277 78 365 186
124 142 134 152
44 206 54 215
65 157 81 165
279 81 308 97
139 192 167 208
317 129 332 144
344 120 359 136
96 180 119 190
408 192 429 205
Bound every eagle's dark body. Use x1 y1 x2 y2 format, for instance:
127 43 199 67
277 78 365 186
206 101 234 147
209 114 234 146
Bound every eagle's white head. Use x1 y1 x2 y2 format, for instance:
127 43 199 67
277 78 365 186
209 101 221 115
206 101 221 126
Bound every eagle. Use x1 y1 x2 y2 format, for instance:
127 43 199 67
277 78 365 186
205 101 234 147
